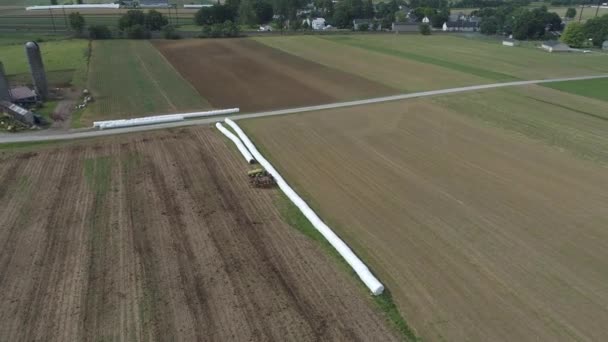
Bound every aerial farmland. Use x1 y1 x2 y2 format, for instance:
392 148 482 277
2 9 608 341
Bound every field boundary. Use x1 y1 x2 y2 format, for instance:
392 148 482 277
1 74 607 144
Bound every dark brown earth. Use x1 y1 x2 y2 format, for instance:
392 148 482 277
0 127 399 341
153 38 397 112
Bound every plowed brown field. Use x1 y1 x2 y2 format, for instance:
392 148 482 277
0 127 398 341
153 39 397 112
243 100 608 342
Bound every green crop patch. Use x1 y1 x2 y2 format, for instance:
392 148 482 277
543 77 608 102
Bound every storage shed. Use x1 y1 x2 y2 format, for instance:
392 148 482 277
542 41 570 52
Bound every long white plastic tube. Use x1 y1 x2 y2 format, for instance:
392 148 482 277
215 123 255 164
224 118 384 295
93 108 239 128
26 4 119 10
99 116 183 130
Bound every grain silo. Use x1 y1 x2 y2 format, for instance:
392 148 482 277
25 41 48 101
0 61 11 102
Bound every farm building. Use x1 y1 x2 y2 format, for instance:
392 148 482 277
392 22 419 32
502 38 520 47
0 101 34 125
443 13 480 32
353 19 372 30
311 18 326 30
542 40 570 52
139 0 170 8
602 40 608 50
9 87 37 105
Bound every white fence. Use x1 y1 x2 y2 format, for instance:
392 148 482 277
26 4 120 10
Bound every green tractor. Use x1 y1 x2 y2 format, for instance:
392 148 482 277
247 168 277 188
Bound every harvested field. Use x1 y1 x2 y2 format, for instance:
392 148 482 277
153 38 397 112
242 98 608 341
0 127 399 341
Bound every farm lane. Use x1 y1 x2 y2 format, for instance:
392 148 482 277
1 73 607 144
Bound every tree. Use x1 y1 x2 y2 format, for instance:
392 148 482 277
394 10 406 22
238 0 257 25
194 4 235 26
118 10 145 31
431 8 449 28
362 0 374 19
561 22 585 47
50 0 57 5
358 23 369 31
162 25 181 39
145 10 168 31
480 16 498 34
583 14 608 46
88 25 112 39
419 23 431 34
254 0 274 24
565 7 576 19
69 12 85 34
76 0 82 4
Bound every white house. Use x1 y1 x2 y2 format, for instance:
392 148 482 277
312 18 326 30
442 22 447 31
422 16 430 23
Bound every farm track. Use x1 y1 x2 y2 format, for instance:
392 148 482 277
0 127 399 341
1 73 607 144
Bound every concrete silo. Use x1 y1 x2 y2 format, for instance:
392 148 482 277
25 41 48 101
0 62 11 102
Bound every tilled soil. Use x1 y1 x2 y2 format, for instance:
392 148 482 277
0 127 398 341
153 38 397 112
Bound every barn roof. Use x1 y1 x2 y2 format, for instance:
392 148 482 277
9 86 36 101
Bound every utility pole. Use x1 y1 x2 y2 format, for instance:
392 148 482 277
49 8 57 32
175 4 179 26
596 0 602 17
579 4 584 22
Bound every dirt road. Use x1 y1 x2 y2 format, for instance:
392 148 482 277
0 127 398 341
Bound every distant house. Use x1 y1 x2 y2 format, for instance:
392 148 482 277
9 86 37 105
602 40 608 50
312 18 326 30
541 40 570 52
444 13 480 32
353 19 372 30
502 38 520 47
0 101 34 125
422 16 430 24
392 22 419 33
139 0 170 8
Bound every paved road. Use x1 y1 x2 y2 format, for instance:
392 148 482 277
1 74 606 144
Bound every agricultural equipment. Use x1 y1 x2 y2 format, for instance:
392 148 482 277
247 168 276 188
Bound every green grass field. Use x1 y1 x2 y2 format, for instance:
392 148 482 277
256 35 608 92
0 38 88 86
78 40 210 127
323 35 608 80
431 85 608 164
544 77 608 102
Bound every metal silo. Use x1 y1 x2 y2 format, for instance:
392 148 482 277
0 62 11 102
25 41 48 101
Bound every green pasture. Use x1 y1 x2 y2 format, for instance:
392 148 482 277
544 77 608 102
78 40 210 127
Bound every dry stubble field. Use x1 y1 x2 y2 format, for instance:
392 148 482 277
153 39 396 112
243 98 608 341
0 127 398 341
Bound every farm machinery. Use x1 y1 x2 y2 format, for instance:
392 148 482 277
247 168 277 188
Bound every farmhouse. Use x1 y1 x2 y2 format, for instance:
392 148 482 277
392 22 419 32
603 40 608 50
311 18 326 30
9 86 37 105
444 13 480 31
542 40 570 52
0 101 34 125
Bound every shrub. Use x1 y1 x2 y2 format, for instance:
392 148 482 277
126 24 150 39
419 23 431 35
358 23 369 31
89 25 112 39
162 25 181 39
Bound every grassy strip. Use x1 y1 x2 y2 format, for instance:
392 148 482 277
274 193 419 341
234 124 419 341
325 36 518 82
543 77 608 102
